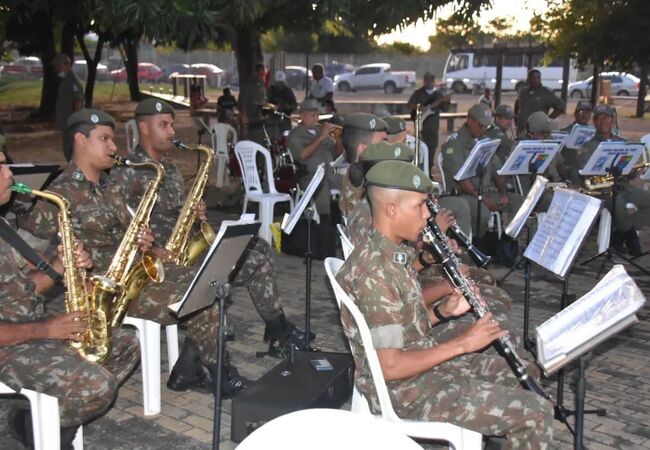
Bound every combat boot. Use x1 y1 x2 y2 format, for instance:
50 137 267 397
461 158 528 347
7 407 32 448
208 352 250 399
624 227 642 257
611 230 626 253
263 314 315 358
167 338 212 393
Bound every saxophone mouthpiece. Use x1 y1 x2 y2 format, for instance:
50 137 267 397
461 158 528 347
171 139 191 150
10 182 32 195
112 155 130 166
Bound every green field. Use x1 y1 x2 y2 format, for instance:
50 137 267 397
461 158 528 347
0 78 225 108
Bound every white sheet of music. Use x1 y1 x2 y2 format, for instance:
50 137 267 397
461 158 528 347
564 124 596 150
523 188 601 277
497 140 561 176
578 141 644 176
536 265 646 375
505 176 549 239
453 138 501 181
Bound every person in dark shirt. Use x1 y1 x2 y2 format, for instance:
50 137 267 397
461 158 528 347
267 71 297 133
217 88 238 124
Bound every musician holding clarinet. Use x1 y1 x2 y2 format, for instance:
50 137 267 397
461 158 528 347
336 160 553 448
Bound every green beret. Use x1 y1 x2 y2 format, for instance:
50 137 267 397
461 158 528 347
135 98 176 118
383 116 406 135
299 98 321 111
360 141 414 163
343 113 388 132
66 108 115 131
365 160 433 194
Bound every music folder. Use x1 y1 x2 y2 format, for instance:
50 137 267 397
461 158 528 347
169 219 261 318
578 141 644 176
453 138 501 181
497 140 561 176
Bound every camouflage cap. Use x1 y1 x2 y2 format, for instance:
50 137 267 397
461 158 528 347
527 111 558 133
383 116 407 135
359 141 414 163
66 108 115 131
299 98 321 111
366 160 433 194
593 103 614 117
343 112 388 132
494 104 514 119
468 103 494 127
135 98 176 118
576 99 593 111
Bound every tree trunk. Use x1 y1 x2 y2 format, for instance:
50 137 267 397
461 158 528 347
60 23 75 61
590 59 600 107
77 32 105 107
233 25 263 94
123 37 141 101
38 18 59 121
635 63 648 118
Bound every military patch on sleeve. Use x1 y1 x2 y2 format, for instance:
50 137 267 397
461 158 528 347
445 147 454 155
393 252 407 265
72 170 85 181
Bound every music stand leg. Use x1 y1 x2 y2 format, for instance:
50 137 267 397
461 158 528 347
522 257 536 353
210 282 230 450
304 209 312 350
473 164 485 248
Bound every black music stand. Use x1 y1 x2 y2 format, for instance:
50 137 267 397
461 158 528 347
6 164 61 225
171 220 261 450
281 164 325 350
452 138 501 247
577 143 647 276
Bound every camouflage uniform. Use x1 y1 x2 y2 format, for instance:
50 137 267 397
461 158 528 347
442 123 524 236
339 172 365 218
336 228 553 449
111 145 284 323
22 163 220 365
578 134 650 232
0 238 139 427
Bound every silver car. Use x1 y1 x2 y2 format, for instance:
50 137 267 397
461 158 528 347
569 72 641 98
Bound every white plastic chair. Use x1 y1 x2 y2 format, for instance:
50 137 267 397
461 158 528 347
125 119 139 154
436 151 447 193
323 258 483 450
0 381 83 450
122 317 179 416
210 123 238 188
336 223 354 259
234 140 294 244
597 208 612 254
237 408 423 450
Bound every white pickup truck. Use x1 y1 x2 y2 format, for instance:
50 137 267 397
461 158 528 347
334 63 416 94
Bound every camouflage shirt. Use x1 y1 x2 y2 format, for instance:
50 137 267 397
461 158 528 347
339 173 364 218
441 123 502 193
336 228 434 412
111 145 185 242
22 163 131 274
0 237 46 322
347 196 372 247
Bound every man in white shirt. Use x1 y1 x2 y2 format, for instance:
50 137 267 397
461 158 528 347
309 64 334 105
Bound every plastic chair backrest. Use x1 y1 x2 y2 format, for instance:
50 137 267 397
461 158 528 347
405 134 429 177
211 122 237 157
234 140 278 194
641 133 650 162
324 257 400 422
125 119 139 154
336 224 354 259
436 151 447 192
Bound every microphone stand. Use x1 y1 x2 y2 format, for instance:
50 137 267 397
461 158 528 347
473 163 486 249
210 281 231 450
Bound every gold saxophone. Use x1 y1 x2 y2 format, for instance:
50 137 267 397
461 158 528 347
584 162 650 191
98 155 166 328
165 139 216 266
10 183 117 363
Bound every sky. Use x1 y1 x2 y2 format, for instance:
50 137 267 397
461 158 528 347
376 0 549 51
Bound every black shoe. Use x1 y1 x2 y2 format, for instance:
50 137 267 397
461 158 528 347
612 230 626 253
60 426 79 450
624 228 643 257
7 407 32 449
167 338 213 393
209 353 250 399
263 315 315 358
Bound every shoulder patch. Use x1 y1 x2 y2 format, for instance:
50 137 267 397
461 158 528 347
445 147 454 155
393 252 407 265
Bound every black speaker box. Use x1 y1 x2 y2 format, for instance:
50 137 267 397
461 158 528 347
231 351 354 442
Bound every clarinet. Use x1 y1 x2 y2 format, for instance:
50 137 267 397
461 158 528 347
421 220 549 398
426 197 491 268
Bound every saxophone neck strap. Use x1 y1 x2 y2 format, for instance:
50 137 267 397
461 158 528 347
0 218 63 283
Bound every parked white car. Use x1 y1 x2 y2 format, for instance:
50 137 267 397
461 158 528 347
569 72 641 98
334 63 416 94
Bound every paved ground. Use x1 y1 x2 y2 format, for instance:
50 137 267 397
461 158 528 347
1 201 649 449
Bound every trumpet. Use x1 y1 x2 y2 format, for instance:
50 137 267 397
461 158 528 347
326 123 343 138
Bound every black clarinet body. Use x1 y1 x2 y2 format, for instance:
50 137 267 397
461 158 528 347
422 221 549 398
426 198 491 268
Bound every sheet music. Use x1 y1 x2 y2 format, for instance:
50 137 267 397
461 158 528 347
536 265 646 375
497 141 561 176
453 138 501 181
281 164 325 234
523 188 601 277
505 176 549 238
564 124 596 150
578 142 644 176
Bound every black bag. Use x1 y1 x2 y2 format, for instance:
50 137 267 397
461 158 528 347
281 219 337 260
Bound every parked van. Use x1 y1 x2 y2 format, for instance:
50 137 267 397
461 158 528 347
442 51 578 93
